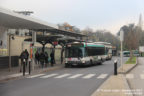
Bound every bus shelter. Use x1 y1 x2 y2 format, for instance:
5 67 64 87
0 7 86 70
24 35 85 64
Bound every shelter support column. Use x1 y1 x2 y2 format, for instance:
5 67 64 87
31 30 36 70
8 34 11 71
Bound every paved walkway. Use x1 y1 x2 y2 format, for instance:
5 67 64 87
126 57 144 96
0 61 64 82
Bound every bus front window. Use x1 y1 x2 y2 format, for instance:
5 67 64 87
66 47 84 58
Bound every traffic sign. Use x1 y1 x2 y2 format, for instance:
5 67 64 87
120 30 124 42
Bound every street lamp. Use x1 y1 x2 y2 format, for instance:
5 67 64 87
120 29 124 72
8 33 15 72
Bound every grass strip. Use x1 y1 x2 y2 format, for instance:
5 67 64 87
125 57 136 64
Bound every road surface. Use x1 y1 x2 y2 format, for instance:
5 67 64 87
0 56 128 96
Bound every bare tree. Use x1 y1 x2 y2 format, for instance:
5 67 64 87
120 24 139 59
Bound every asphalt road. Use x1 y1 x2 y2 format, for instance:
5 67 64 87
0 56 128 96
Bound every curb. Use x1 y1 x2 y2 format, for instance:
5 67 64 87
0 75 26 83
0 65 64 83
118 58 138 74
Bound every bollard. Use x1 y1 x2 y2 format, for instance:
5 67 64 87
23 59 26 76
29 59 31 75
114 59 117 75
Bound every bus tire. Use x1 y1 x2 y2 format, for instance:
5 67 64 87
65 63 69 68
99 59 103 65
90 60 93 66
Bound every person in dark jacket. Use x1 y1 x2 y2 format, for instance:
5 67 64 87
24 49 29 67
44 51 48 67
39 52 45 68
50 51 54 66
19 50 27 72
35 51 40 65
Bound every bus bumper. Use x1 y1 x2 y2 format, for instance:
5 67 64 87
65 61 88 67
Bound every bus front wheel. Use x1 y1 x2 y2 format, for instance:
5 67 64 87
90 60 93 66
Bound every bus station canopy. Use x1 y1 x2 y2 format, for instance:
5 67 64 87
0 7 86 37
24 35 84 46
24 35 62 45
34 29 86 37
0 7 57 29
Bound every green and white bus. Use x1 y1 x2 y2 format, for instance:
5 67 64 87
94 42 112 60
65 42 106 67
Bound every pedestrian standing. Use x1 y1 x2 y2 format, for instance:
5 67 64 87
50 51 54 66
39 52 45 68
35 51 40 65
19 50 27 72
24 49 29 67
61 48 64 64
44 51 49 67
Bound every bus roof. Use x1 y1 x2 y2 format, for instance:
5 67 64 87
94 42 111 45
66 42 105 48
86 43 105 47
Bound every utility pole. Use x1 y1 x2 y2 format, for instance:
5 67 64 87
8 34 11 71
120 30 124 72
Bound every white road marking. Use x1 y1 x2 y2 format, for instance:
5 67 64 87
97 74 108 79
9 73 28 77
125 74 134 79
27 74 45 78
40 74 58 78
140 74 144 79
68 74 83 79
54 74 71 78
82 74 96 79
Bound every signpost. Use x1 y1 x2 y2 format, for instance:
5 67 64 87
120 30 124 72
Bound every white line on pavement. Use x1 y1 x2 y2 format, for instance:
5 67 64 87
27 74 45 78
140 74 144 79
40 74 58 78
54 74 71 78
9 73 28 77
82 74 96 79
68 74 83 79
97 74 108 79
125 74 134 79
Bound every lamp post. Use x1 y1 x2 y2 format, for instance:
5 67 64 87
120 30 124 72
8 34 14 72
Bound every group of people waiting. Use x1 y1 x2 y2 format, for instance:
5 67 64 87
35 50 55 68
19 49 55 72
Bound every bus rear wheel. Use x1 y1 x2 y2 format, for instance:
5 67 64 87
65 63 71 68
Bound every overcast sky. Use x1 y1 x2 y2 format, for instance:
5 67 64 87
0 0 144 34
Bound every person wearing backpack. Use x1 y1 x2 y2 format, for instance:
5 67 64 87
24 49 29 67
19 50 27 72
39 52 45 68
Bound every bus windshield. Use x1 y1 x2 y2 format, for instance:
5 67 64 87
66 47 84 58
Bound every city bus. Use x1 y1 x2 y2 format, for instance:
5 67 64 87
94 42 112 60
64 42 106 67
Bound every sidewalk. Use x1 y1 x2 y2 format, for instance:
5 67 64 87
91 74 132 96
126 57 144 96
91 57 137 96
0 61 64 82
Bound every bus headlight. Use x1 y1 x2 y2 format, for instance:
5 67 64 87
82 60 85 63
65 59 68 63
